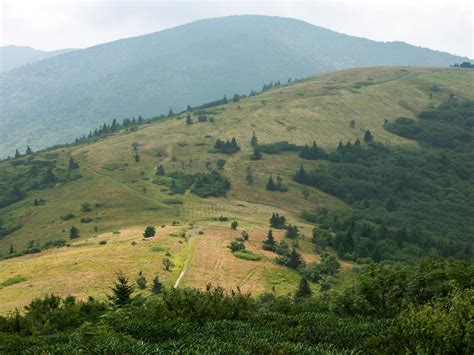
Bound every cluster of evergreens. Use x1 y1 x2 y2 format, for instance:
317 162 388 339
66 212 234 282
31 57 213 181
294 100 474 261
166 170 230 197
0 258 470 353
213 138 241 155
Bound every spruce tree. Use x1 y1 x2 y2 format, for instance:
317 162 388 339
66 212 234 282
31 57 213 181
288 248 303 269
364 130 373 142
14 149 20 158
69 226 80 239
25 145 32 155
250 147 262 160
136 271 147 290
250 131 258 147
262 229 276 251
151 275 163 294
245 167 254 185
155 165 165 176
294 277 312 301
266 176 277 191
295 164 307 183
108 271 134 307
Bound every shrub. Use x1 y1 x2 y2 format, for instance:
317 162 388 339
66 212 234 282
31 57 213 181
99 240 107 245
233 251 262 261
80 217 93 223
143 226 156 238
60 213 75 221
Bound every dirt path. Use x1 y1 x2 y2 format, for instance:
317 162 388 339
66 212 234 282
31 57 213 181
173 226 202 288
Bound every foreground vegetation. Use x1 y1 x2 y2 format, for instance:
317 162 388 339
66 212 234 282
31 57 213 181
0 258 471 353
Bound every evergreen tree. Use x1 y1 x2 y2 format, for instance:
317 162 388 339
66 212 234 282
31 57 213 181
294 277 312 301
136 271 147 290
186 115 193 125
14 149 20 158
223 95 228 104
25 145 33 155
354 138 361 147
364 130 373 142
163 257 173 271
262 229 276 251
155 165 165 176
134 154 140 162
285 224 299 239
168 108 174 117
250 131 258 147
295 164 307 183
9 244 15 254
231 221 238 230
233 94 240 102
151 275 163 294
266 176 277 191
250 147 262 160
107 271 134 307
288 248 303 269
69 226 80 239
68 157 79 170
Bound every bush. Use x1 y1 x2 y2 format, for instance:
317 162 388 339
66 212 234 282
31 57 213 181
99 240 107 245
60 213 74 221
229 240 245 252
143 226 156 238
233 251 262 261
80 217 93 223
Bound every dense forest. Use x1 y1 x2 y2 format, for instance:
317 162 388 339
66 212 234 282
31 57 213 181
295 99 474 261
0 258 471 353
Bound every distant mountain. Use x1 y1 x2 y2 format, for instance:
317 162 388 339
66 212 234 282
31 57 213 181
0 15 469 157
0 45 76 72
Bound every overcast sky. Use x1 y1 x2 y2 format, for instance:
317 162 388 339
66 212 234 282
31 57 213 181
1 0 472 58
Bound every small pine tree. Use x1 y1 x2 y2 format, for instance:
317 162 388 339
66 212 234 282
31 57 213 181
134 154 140 162
250 147 262 160
216 159 226 170
294 164 307 183
69 226 80 239
136 271 147 290
25 145 33 155
107 271 134 307
9 244 15 254
168 108 174 117
14 149 20 158
364 130 373 142
186 115 193 125
163 257 173 271
155 165 165 176
151 275 163 294
294 277 312 301
262 229 276 251
266 176 277 191
231 221 238 230
250 131 258 147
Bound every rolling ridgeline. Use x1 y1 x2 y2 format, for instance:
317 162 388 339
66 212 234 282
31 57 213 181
0 66 473 352
0 15 470 158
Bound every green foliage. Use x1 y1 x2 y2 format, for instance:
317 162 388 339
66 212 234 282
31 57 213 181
299 141 328 160
213 138 240 155
107 271 134 307
230 221 238 230
136 272 147 290
191 171 231 198
294 277 312 301
229 240 245 252
269 213 286 229
278 248 304 270
150 276 163 295
266 175 287 192
233 250 262 261
69 226 80 239
295 100 474 261
262 229 276 251
143 226 156 238
256 141 300 155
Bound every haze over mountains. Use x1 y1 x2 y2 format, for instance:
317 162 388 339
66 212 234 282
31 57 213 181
0 45 76 72
0 15 469 157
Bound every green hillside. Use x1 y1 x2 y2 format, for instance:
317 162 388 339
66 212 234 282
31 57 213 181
0 15 470 157
0 66 473 313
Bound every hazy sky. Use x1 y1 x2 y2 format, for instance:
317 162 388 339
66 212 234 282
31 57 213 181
1 0 472 58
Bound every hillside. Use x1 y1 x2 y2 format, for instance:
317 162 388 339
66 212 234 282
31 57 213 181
0 45 76 72
0 66 473 312
0 15 470 157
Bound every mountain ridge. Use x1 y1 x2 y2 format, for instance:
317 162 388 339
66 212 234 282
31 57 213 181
0 15 469 158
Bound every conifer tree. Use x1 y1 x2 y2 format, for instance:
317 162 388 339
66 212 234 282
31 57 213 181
250 147 262 160
107 271 134 307
69 226 80 239
245 167 254 185
250 131 258 147
266 176 277 191
364 130 373 142
186 115 193 125
155 165 165 176
25 145 32 155
294 277 312 301
136 271 147 290
151 275 163 294
262 229 276 251
14 149 20 158
68 157 79 170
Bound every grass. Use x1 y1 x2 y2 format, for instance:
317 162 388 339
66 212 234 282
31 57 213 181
233 250 262 261
0 67 472 312
0 275 28 289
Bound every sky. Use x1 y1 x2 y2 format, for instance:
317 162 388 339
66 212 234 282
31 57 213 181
1 0 472 58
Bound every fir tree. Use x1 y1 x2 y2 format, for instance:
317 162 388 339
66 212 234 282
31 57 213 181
266 176 277 191
151 275 163 294
14 149 20 158
107 271 134 307
294 277 312 301
136 271 147 290
364 130 373 142
155 165 165 176
245 167 254 185
143 226 156 238
250 147 262 160
25 145 33 155
294 164 307 183
69 226 80 239
68 157 79 170
250 131 258 147
262 229 276 251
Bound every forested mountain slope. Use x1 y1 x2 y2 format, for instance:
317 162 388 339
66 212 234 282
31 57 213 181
0 15 469 157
